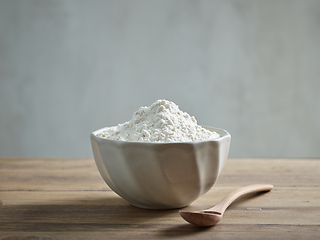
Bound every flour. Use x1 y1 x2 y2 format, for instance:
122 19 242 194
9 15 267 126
97 100 219 142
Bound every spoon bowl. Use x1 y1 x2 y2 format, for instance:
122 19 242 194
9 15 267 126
180 211 222 226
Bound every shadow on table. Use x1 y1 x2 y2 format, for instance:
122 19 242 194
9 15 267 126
1 191 270 236
1 195 183 232
156 223 214 238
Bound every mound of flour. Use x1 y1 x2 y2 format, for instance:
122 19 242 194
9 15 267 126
97 100 219 142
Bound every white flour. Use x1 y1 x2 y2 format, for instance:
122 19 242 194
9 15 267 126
97 100 219 142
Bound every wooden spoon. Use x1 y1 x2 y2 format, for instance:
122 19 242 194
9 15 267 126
179 184 273 227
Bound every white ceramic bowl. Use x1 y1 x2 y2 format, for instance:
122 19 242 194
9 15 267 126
90 126 231 209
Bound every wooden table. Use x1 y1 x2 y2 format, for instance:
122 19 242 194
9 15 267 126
0 158 319 239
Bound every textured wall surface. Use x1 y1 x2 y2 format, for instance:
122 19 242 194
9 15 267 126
0 0 319 158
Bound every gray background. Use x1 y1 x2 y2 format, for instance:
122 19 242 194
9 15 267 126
1 0 319 158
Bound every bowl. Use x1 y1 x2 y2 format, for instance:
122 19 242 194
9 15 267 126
90 126 231 209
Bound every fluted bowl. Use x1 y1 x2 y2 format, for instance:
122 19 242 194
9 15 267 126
90 126 231 209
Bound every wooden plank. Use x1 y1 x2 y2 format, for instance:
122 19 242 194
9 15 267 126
0 158 108 191
0 187 319 225
0 226 319 240
0 225 320 240
215 158 320 187
0 158 320 239
1 158 319 191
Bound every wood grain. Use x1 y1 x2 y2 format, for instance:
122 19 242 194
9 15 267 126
0 158 320 239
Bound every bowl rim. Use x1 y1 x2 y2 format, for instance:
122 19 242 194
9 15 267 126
91 125 230 145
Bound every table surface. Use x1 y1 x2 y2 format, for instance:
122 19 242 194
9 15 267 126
0 158 320 240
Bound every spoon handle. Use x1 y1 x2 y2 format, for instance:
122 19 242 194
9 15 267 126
207 184 273 214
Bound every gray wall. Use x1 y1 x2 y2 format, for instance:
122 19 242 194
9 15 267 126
1 0 319 158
